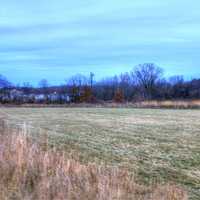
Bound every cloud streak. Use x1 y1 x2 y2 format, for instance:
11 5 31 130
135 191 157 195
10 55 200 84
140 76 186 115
0 0 200 85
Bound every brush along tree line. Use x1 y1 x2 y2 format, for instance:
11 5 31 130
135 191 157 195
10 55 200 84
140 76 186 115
0 63 200 104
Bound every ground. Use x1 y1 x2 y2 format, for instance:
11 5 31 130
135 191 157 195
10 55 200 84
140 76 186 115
0 107 200 199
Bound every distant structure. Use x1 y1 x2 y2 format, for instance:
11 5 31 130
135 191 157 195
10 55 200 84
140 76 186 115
0 88 71 104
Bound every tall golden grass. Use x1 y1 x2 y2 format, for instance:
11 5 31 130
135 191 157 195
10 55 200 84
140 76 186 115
134 100 200 109
0 121 187 200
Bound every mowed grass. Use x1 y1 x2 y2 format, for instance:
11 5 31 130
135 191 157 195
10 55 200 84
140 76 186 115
1 107 200 199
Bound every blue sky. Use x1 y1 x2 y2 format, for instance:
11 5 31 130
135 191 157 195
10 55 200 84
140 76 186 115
0 0 200 85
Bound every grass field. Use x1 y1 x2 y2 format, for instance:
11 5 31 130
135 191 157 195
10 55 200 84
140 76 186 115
0 107 200 199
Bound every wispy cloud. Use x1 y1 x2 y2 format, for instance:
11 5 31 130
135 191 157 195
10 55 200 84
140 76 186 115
0 0 200 85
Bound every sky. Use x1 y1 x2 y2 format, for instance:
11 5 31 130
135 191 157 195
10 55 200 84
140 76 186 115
0 0 200 85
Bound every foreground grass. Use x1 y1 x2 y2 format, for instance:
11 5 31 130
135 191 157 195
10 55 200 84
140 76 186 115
0 123 188 200
0 107 200 199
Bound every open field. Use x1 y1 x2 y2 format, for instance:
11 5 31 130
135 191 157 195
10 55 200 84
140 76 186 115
0 124 187 200
0 107 200 199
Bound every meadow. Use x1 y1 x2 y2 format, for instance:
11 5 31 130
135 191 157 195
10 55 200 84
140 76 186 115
0 107 200 199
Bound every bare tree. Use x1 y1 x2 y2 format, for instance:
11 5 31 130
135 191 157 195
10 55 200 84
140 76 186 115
90 72 95 89
133 63 163 100
119 72 133 101
67 74 88 103
169 76 184 85
22 82 33 94
38 79 49 103
0 74 11 88
68 74 88 87
38 79 49 89
169 76 187 98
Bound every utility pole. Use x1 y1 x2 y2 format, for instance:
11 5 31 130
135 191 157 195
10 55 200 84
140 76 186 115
90 72 94 89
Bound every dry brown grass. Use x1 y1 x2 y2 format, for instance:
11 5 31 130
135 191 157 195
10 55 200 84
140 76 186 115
0 121 187 200
1 100 200 109
134 100 200 109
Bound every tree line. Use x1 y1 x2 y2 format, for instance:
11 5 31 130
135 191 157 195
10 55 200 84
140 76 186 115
0 63 200 104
